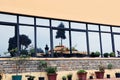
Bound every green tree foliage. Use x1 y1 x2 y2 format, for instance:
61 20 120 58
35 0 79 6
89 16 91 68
8 34 31 57
55 23 66 46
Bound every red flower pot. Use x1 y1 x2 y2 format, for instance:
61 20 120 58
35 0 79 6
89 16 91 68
77 72 87 80
95 72 104 79
47 73 57 80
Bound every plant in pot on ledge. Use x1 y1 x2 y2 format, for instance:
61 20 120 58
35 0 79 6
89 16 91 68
62 76 66 80
77 69 87 80
95 62 105 79
45 66 57 80
6 34 31 80
67 74 72 80
5 48 29 80
38 61 47 80
4 48 23 80
11 49 30 80
25 75 35 80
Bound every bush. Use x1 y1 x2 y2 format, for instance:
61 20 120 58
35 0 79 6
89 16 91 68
107 63 113 69
104 53 109 57
90 52 95 57
90 51 100 57
110 52 115 57
20 50 28 56
94 51 100 57
38 61 47 70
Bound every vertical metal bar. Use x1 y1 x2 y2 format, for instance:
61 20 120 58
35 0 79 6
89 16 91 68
50 19 54 57
34 17 37 57
99 25 103 57
69 22 72 54
17 15 20 56
110 26 115 53
86 24 90 56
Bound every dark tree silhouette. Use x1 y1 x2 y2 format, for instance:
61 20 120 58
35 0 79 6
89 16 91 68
55 23 66 46
8 34 31 57
8 36 17 57
19 35 31 50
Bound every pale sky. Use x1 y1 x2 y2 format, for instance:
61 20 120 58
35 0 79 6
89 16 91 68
0 0 120 26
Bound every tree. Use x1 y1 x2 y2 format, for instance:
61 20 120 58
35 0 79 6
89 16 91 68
19 35 31 50
55 23 66 46
8 34 31 57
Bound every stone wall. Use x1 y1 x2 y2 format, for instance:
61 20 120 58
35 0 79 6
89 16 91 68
0 58 120 74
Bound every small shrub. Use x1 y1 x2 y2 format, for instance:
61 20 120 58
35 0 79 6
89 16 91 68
95 51 100 57
104 53 109 57
45 66 57 74
25 75 35 79
62 76 66 80
90 51 100 57
107 63 113 69
38 61 47 70
90 52 95 57
98 62 105 72
20 49 28 56
77 69 86 74
110 52 115 57
67 74 72 78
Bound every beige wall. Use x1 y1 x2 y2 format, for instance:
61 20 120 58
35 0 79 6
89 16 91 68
0 0 120 26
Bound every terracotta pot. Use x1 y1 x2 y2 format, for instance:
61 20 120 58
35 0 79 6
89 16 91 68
77 72 87 80
47 73 57 80
95 72 104 79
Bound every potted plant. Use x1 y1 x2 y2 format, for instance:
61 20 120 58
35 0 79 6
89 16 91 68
77 69 87 80
12 49 30 80
95 63 105 79
4 48 22 80
45 66 57 80
62 76 66 80
25 75 35 80
38 61 47 80
67 74 72 80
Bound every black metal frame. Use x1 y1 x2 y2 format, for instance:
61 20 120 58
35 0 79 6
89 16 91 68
0 11 120 57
